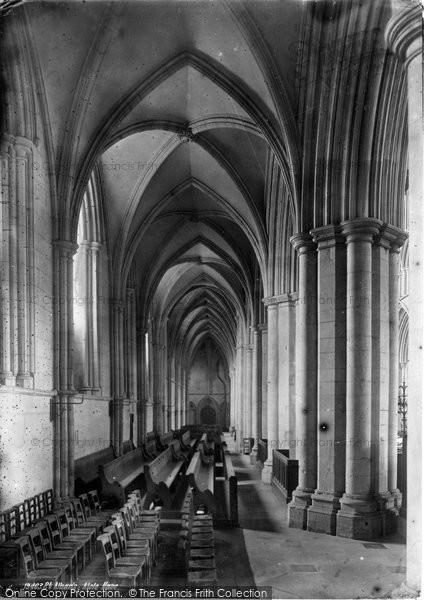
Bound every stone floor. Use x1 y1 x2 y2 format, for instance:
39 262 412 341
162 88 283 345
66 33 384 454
209 434 407 599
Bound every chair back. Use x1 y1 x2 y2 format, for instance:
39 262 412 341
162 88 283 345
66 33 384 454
72 498 87 526
79 494 94 519
38 520 54 553
14 536 36 576
104 525 122 559
45 514 63 545
56 509 71 538
28 526 46 565
112 518 128 555
88 490 101 514
97 533 115 574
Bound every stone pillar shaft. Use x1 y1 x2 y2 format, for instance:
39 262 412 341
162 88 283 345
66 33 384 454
250 328 261 462
288 234 317 529
245 345 253 437
337 218 383 539
262 301 278 483
306 226 346 535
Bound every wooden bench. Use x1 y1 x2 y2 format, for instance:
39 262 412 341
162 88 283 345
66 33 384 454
222 452 238 526
185 442 216 516
157 431 174 451
143 446 186 508
99 448 145 507
75 447 116 496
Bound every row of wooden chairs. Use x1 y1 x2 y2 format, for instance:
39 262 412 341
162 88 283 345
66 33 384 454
179 489 217 585
1 489 112 584
0 489 54 543
96 489 161 586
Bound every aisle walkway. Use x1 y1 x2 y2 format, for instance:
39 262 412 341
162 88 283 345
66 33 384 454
225 438 406 599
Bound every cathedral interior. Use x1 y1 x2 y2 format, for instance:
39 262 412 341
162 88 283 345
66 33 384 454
0 0 422 596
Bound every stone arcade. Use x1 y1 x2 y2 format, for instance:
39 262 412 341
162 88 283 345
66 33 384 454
0 0 422 595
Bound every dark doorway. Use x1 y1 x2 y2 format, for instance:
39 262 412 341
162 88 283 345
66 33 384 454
200 404 216 425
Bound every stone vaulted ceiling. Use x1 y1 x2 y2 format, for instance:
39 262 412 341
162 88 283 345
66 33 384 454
25 0 303 369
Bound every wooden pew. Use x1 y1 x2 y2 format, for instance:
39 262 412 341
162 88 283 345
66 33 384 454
99 448 145 507
222 452 238 526
157 431 174 450
185 440 216 515
143 447 186 508
75 447 116 496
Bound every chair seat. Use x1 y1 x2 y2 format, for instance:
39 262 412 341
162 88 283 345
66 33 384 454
28 569 62 581
188 558 216 570
109 566 140 578
187 570 217 584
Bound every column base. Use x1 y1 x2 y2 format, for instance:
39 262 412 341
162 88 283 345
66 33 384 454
307 492 341 535
375 491 400 535
288 489 313 530
0 373 16 386
390 488 403 510
261 459 273 484
336 495 383 539
16 373 34 389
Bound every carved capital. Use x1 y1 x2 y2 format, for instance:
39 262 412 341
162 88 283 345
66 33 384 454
310 224 345 248
340 218 383 244
290 232 316 254
379 224 409 253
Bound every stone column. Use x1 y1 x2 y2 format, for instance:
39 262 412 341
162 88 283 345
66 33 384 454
244 344 253 438
112 300 125 455
250 328 261 464
90 242 102 391
235 343 244 448
262 299 279 483
53 240 78 500
307 226 346 535
288 234 317 529
0 137 35 388
136 327 146 443
277 294 296 451
260 324 267 438
337 218 383 539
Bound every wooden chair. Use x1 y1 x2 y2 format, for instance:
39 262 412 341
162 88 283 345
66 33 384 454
14 536 63 583
79 493 110 529
71 498 104 536
103 526 148 583
59 506 96 549
97 533 141 586
36 521 78 579
43 515 86 570
119 505 157 563
111 518 151 579
47 512 92 567
27 528 72 581
87 489 115 518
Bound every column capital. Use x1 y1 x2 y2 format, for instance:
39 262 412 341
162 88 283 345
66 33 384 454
90 241 104 252
257 323 267 332
340 218 383 243
310 224 345 248
378 224 409 253
385 2 422 66
112 299 125 313
290 232 316 254
263 292 297 307
54 239 78 257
